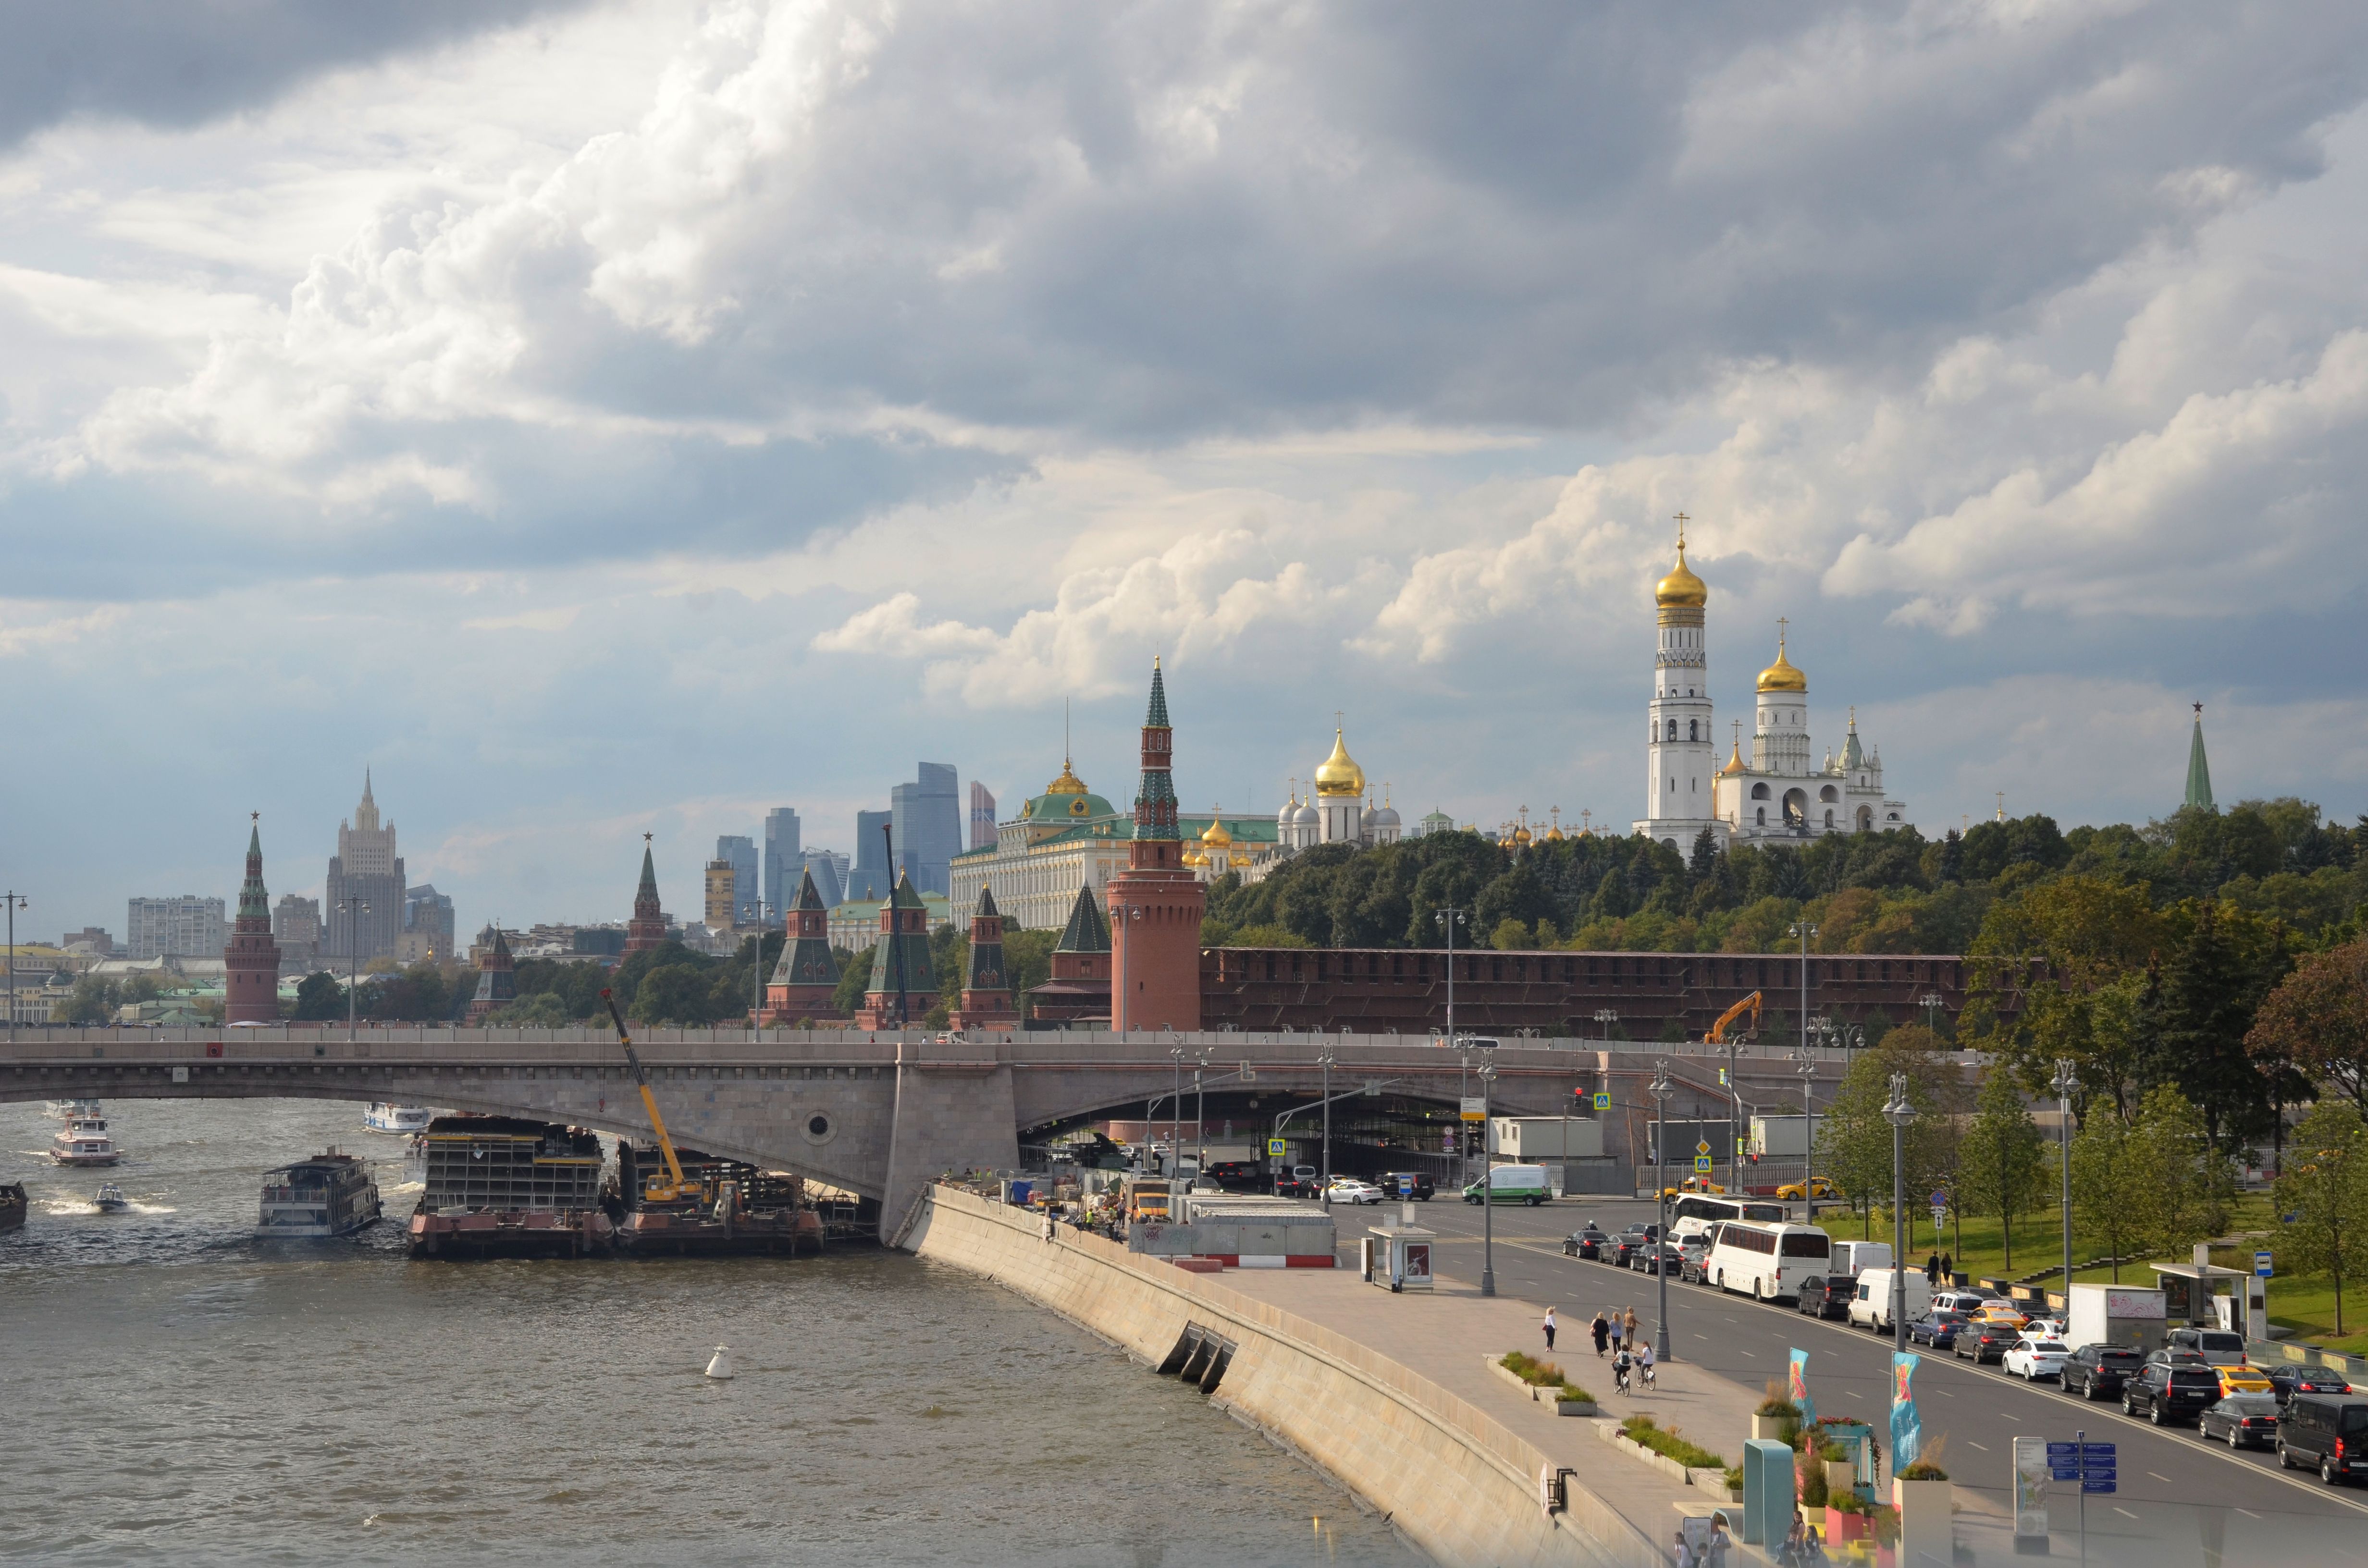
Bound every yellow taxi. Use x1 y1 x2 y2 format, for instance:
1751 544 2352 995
1973 1305 2029 1332
2216 1364 2273 1396
1775 1176 1837 1200
1658 1176 1727 1198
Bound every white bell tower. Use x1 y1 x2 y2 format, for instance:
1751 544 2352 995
1632 516 1725 852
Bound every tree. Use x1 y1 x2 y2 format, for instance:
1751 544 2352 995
632 962 722 1026
831 947 872 1015
2274 1101 2368 1335
2068 1107 2148 1281
2137 901 2282 1154
1813 1027 1960 1236
293 971 345 1021
1958 1069 2048 1270
2126 1087 2233 1262
2248 940 2368 1116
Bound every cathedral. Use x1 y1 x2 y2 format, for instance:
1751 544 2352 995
1631 529 1909 851
1275 727 1403 852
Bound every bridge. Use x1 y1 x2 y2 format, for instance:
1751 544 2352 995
0 1026 1933 1236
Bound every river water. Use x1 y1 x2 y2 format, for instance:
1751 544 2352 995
1 1099 1412 1567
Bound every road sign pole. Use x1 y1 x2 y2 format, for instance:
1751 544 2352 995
2078 1429 2086 1568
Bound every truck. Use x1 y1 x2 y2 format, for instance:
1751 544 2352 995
1830 1240 1891 1277
2066 1282 2168 1354
1749 1115 1810 1159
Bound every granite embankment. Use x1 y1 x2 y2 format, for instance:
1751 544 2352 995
899 1187 1661 1568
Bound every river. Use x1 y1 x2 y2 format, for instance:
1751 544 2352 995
1 1098 1413 1566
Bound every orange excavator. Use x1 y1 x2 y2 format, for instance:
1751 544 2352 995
1707 991 1762 1047
601 987 701 1205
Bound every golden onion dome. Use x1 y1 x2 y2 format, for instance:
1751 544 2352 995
1720 738 1748 776
1655 541 1708 609
1201 816 1234 848
1757 633 1808 693
1313 727 1366 797
1512 824 1533 846
1045 757 1088 795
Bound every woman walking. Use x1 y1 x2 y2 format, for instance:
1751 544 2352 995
1542 1306 1558 1352
1623 1306 1640 1348
1607 1309 1625 1357
1591 1310 1611 1358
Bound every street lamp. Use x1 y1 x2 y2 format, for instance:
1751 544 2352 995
335 897 371 1042
1195 1048 1212 1184
742 898 774 1040
2052 1059 2079 1308
1882 1073 1918 1354
1650 1060 1675 1360
1787 922 1819 1060
1169 1045 1185 1181
1440 906 1469 1186
1795 1049 1819 1219
1919 991 1946 1034
1317 1049 1337 1197
2 891 26 1041
1477 1041 1500 1297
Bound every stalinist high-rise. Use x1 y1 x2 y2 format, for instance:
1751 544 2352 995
325 771 407 966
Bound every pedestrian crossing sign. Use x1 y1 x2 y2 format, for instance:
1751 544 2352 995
1267 1138 1286 1156
1694 1156 1713 1173
1592 1091 1610 1111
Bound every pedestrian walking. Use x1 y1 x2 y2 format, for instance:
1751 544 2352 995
1706 1517 1732 1568
1624 1306 1640 1346
1607 1311 1624 1355
1924 1251 1940 1284
1940 1250 1953 1284
1542 1306 1558 1352
1637 1340 1657 1391
1672 1529 1694 1568
1591 1311 1610 1358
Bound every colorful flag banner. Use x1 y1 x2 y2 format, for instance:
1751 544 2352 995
1890 1351 1923 1474
1789 1348 1817 1433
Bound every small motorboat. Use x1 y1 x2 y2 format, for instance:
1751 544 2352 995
94 1184 129 1213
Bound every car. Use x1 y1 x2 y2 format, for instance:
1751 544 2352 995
1774 1176 1837 1201
1681 1247 1715 1286
2023 1314 2068 1340
2168 1327 2249 1369
1906 1311 1968 1349
1376 1172 1436 1201
2002 1335 2072 1382
2201 1392 2283 1450
1969 1305 2029 1335
1563 1223 1609 1259
2124 1359 2224 1426
1640 1241 1686 1276
2267 1366 2355 1407
2061 1344 2148 1401
2281 1393 2368 1483
1610 1225 1660 1268
1797 1277 1856 1321
1955 1320 2021 1365
2217 1365 2276 1397
1325 1178 1384 1204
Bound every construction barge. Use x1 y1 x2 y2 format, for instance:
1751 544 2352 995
608 1143 824 1256
408 1115 614 1259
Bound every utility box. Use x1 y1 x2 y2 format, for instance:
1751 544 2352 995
2066 1283 2167 1354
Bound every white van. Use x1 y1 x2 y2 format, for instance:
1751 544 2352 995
1830 1240 1891 1277
1706 1221 1832 1302
1463 1164 1550 1205
1848 1268 1934 1332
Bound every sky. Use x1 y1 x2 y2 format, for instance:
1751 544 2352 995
4 0 2367 938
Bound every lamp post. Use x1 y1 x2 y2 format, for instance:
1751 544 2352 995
2053 1059 2079 1308
335 896 370 1042
1196 1048 1212 1184
1440 906 1468 1187
3 891 25 1041
1318 1049 1336 1197
742 899 774 1040
1650 1059 1675 1360
1170 1045 1185 1181
1883 1073 1917 1355
1788 922 1819 1060
1919 991 1946 1035
1795 1049 1819 1219
1477 1042 1499 1297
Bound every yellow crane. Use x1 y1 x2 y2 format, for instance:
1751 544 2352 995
1707 990 1762 1045
600 987 701 1205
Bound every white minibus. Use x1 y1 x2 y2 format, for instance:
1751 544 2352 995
1705 1220 1832 1303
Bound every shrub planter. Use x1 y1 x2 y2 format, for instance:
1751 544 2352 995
1489 1355 1544 1400
1825 1507 1870 1548
1555 1396 1601 1417
1891 1478 1952 1567
1596 1423 1696 1484
1751 1415 1795 1442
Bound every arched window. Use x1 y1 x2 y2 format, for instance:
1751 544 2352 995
1751 783 1771 800
1819 784 1839 803
1755 807 1766 826
1688 719 1699 742
1666 719 1677 741
1824 808 1835 827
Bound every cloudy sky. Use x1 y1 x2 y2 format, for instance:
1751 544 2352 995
5 0 2366 936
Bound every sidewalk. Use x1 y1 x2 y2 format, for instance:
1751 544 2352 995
1218 1262 1759 1556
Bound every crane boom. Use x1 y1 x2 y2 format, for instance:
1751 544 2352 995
601 987 692 1198
1707 990 1763 1046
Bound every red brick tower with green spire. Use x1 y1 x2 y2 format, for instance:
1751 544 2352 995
1108 658 1204 1031
224 815 281 1024
624 833 667 955
950 884 1019 1030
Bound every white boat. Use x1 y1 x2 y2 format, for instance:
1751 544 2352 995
44 1099 102 1121
363 1103 433 1135
51 1115 120 1167
94 1183 128 1213
257 1149 382 1238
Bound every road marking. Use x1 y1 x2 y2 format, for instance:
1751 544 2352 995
2237 1509 2261 1520
1694 1334 1709 1341
1999 1413 2020 1422
1739 1349 1756 1357
1935 1389 1956 1397
2149 1472 2172 1483
2114 1507 2139 1521
1847 1391 1863 1399
1966 1442 1989 1452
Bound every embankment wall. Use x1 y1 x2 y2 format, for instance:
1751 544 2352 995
901 1187 1661 1568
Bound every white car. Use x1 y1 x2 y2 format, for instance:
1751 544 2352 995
2002 1335 2071 1382
1325 1179 1384 1204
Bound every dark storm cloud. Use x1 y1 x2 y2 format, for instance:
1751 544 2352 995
0 0 593 147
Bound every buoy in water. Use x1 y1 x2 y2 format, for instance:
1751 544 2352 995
704 1345 734 1380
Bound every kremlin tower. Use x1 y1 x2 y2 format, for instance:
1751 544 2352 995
949 885 1019 1030
465 927 516 1024
763 866 843 1022
624 835 668 954
1107 659 1204 1032
223 818 281 1025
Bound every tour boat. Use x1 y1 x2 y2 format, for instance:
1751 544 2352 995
51 1115 120 1167
363 1103 433 1135
256 1149 382 1238
94 1184 128 1213
44 1099 101 1120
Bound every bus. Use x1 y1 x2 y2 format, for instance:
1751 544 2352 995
1704 1220 1832 1303
1666 1193 1787 1245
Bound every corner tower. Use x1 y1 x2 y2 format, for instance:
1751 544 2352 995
224 817 281 1025
1108 659 1205 1032
1632 519 1726 852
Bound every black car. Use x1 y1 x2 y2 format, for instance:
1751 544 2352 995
1906 1311 1967 1349
1609 1225 1659 1268
2062 1344 2147 1401
2200 1393 2282 1450
2280 1393 2368 1483
2124 1359 2223 1426
1564 1223 1609 1259
1378 1172 1436 1201
1796 1277 1854 1321
1639 1241 1684 1276
1955 1320 2021 1365
2268 1365 2356 1407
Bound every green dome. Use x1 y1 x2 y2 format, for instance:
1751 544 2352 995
1022 790 1119 823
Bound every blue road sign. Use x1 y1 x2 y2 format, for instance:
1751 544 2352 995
2257 1250 2274 1279
2046 1443 2079 1458
1592 1091 1611 1111
2082 1480 2117 1494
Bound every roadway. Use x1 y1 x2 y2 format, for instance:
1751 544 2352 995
1330 1193 2363 1566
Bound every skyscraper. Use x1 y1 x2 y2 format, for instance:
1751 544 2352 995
800 849 844 907
762 808 801 923
404 884 456 959
968 781 997 851
273 895 321 972
890 761 961 895
848 808 894 901
717 833 758 921
325 771 406 965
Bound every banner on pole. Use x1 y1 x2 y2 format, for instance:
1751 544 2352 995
1890 1351 1923 1475
1788 1348 1817 1433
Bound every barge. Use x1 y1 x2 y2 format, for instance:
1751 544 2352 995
407 1115 612 1259
609 1143 823 1257
257 1148 382 1237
